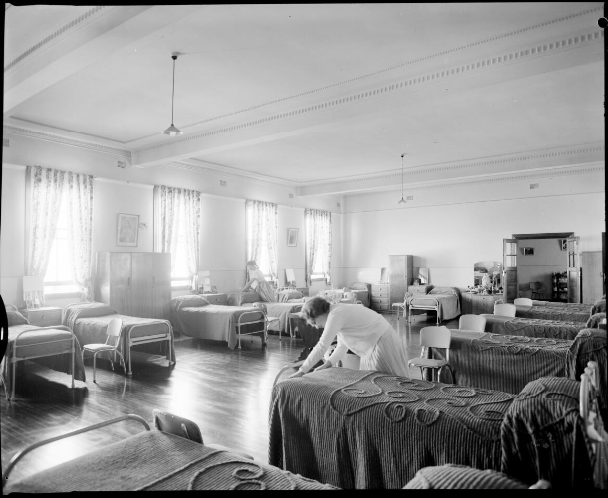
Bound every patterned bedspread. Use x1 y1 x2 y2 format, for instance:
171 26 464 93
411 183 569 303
435 331 572 394
269 370 600 489
482 314 583 340
515 304 591 323
270 368 514 488
170 296 265 349
3 324 86 393
5 431 336 492
63 302 175 365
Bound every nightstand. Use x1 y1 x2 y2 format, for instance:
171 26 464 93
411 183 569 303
201 293 228 305
20 307 63 327
371 283 389 312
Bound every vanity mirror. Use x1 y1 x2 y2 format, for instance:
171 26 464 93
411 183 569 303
473 261 502 289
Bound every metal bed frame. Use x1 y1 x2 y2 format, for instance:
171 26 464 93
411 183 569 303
2 305 77 401
64 303 174 377
405 292 441 325
236 309 267 349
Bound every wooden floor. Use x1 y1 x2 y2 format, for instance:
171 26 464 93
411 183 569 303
0 311 459 485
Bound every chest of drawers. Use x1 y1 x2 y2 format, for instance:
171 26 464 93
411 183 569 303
371 284 389 312
20 307 63 327
408 285 434 295
461 292 503 315
201 293 228 305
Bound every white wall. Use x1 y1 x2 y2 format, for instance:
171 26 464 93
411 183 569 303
342 167 605 289
0 133 342 307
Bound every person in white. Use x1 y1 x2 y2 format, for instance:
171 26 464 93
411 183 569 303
289 296 410 378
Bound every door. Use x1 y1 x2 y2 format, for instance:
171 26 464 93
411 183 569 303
566 236 581 303
503 239 517 303
388 255 407 308
581 251 603 304
131 252 155 318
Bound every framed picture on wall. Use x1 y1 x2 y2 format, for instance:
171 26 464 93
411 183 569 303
117 213 139 247
522 247 534 256
287 228 299 247
560 239 568 251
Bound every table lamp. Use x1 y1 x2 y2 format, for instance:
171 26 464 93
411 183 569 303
23 275 45 309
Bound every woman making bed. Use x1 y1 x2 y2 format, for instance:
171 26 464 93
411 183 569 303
240 260 276 302
288 296 410 378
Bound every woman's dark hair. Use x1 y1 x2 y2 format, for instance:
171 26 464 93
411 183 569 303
303 296 330 320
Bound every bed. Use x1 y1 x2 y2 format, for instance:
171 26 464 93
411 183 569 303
406 286 461 324
513 302 593 323
481 314 584 340
347 282 371 308
432 329 607 414
225 291 303 336
2 414 337 492
63 302 175 376
2 305 86 400
269 368 606 489
170 295 267 349
592 297 607 315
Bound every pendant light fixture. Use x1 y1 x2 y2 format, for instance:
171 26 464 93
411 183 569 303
397 153 407 204
163 53 182 136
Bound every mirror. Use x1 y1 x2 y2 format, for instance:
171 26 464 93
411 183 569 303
418 267 429 284
474 261 502 289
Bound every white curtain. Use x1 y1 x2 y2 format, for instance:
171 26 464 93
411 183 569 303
305 208 332 286
65 170 95 300
155 185 201 279
246 200 278 281
26 166 67 306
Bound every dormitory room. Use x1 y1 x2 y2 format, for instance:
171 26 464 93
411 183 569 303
1 3 607 491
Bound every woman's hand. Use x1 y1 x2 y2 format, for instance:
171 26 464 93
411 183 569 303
313 360 332 372
288 370 305 379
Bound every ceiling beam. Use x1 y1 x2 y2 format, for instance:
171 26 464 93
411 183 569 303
4 5 204 115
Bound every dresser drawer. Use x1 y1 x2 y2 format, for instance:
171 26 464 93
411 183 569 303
371 284 389 292
201 293 227 305
371 297 389 305
408 285 433 294
21 307 63 327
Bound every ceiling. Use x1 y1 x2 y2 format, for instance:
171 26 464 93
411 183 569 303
3 3 604 196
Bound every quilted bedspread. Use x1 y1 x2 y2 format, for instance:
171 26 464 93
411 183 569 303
406 287 461 322
482 314 583 340
269 369 601 489
515 304 591 323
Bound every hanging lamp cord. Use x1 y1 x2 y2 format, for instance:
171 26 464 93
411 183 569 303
171 55 177 125
401 154 405 199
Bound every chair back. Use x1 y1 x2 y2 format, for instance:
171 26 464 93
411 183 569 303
105 317 123 346
494 303 516 317
458 314 486 332
529 281 543 291
420 326 451 349
514 298 533 306
152 409 204 444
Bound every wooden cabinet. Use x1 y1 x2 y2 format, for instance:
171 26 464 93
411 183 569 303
94 252 171 320
20 307 62 327
371 284 389 312
582 251 603 304
201 293 228 305
461 292 502 315
389 255 413 309
551 271 568 302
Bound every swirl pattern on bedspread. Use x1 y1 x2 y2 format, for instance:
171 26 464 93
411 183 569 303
487 316 582 340
516 304 591 323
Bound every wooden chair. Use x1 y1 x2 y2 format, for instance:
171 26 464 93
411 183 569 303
514 298 533 306
152 409 254 460
407 326 451 382
494 303 516 317
82 317 125 383
529 282 545 300
458 314 486 332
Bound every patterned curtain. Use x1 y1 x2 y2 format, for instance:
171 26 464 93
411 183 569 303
26 166 66 306
65 170 95 301
155 185 201 278
305 208 332 286
246 200 278 281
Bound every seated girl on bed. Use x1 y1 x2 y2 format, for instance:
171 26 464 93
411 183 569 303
240 260 276 302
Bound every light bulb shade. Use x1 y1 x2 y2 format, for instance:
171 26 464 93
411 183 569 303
397 198 407 204
163 124 182 136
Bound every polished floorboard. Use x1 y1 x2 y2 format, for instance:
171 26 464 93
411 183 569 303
0 311 458 484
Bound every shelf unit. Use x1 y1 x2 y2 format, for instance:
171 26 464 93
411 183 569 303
552 271 568 302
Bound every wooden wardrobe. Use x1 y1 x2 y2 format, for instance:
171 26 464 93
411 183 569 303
388 255 413 308
94 252 171 320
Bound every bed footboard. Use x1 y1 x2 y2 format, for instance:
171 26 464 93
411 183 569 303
407 296 440 324
125 321 174 376
236 310 267 349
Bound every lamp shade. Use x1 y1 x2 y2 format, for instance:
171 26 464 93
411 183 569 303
162 124 182 136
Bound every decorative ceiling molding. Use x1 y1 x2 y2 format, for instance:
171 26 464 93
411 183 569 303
133 27 603 156
160 160 299 191
168 5 605 132
328 162 605 198
300 142 605 189
4 6 107 73
3 125 132 158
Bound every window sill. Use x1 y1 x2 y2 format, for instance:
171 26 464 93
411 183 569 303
171 285 192 291
45 291 81 299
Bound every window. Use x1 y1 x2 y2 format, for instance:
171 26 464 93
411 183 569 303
44 197 80 295
245 200 278 281
171 210 191 288
304 208 332 285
